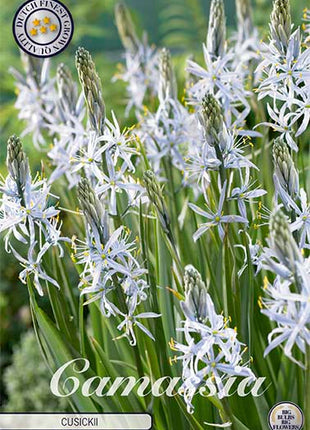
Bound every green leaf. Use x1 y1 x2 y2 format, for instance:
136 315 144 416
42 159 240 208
28 281 99 412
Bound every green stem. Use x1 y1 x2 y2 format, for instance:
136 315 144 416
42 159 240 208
215 145 227 186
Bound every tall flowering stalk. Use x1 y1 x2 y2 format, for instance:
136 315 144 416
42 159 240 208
10 53 56 147
138 48 198 177
187 94 265 242
0 136 65 295
172 266 255 418
233 0 261 75
187 0 253 131
235 0 253 44
114 2 159 114
207 0 226 59
260 210 310 367
256 0 310 151
75 178 160 345
47 63 86 187
75 47 106 135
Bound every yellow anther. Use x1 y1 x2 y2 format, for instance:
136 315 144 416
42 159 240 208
169 356 178 366
169 338 177 351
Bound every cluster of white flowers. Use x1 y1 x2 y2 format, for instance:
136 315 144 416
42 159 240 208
46 62 86 187
75 178 159 345
114 3 159 115
40 48 143 216
252 3 310 367
186 0 255 133
187 94 266 241
256 0 310 151
254 5 310 364
137 48 199 178
74 47 145 216
10 54 57 147
6 47 157 347
171 265 255 414
0 136 67 295
232 0 262 72
258 210 310 367
135 29 265 241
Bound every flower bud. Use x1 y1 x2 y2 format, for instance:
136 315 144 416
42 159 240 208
6 135 30 202
20 51 43 85
181 265 208 322
272 137 299 200
270 0 292 53
57 63 78 114
236 0 253 42
158 48 177 102
115 2 139 55
77 178 107 244
269 210 301 272
207 0 226 58
75 47 105 135
143 171 170 235
199 94 224 147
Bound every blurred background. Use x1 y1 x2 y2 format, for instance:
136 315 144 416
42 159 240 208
0 0 306 411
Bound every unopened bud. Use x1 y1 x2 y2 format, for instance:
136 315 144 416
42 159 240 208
200 94 224 147
236 0 253 42
143 170 170 235
77 178 107 244
115 3 140 55
269 210 301 273
6 135 30 202
273 138 299 200
57 63 78 114
207 0 226 58
75 47 105 135
181 265 208 322
158 48 177 102
270 0 292 53
20 51 43 85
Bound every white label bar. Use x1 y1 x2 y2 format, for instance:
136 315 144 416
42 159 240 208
0 414 152 430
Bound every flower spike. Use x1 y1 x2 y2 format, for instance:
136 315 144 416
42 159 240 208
75 47 105 135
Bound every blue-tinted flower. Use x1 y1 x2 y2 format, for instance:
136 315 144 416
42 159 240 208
76 179 159 345
261 210 310 366
189 181 248 241
229 170 267 219
172 266 255 413
10 56 56 147
289 189 310 249
10 241 60 296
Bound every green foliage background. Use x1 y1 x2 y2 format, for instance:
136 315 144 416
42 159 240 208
0 0 306 412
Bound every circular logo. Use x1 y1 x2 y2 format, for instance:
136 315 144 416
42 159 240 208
13 0 74 58
268 402 304 430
